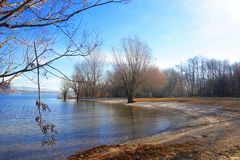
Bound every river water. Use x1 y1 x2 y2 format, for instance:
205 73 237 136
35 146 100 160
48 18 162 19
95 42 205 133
0 93 189 159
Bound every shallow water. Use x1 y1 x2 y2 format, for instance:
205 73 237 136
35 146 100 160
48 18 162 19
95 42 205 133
0 93 189 159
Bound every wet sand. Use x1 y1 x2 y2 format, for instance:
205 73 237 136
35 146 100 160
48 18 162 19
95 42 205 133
69 98 240 160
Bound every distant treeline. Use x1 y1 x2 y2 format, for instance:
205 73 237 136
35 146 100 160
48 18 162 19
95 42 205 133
164 56 240 97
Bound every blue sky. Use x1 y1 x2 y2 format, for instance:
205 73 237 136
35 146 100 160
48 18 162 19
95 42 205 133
14 0 240 90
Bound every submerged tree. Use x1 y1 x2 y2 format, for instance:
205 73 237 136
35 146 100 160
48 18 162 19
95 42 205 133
112 37 152 103
71 71 85 102
60 80 71 101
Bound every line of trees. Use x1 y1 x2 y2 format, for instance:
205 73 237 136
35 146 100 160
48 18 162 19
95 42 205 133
61 37 165 103
61 52 240 102
72 50 105 101
164 56 240 97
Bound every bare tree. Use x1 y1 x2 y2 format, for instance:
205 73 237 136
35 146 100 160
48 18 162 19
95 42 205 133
71 71 85 102
112 37 152 103
0 0 129 86
0 0 129 29
72 49 105 98
105 70 125 97
161 69 180 97
136 66 165 97
0 0 129 152
84 50 105 97
169 56 240 97
60 80 71 101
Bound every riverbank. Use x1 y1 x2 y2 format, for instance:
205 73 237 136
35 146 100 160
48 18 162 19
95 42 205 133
68 98 240 160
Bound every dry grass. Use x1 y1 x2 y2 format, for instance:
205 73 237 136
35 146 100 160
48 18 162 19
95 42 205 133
68 141 201 160
134 97 240 108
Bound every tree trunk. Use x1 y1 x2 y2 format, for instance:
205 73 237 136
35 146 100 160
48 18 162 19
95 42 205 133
63 93 67 101
76 93 79 103
127 91 134 103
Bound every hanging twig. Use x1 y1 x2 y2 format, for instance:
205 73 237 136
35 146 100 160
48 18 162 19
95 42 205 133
33 42 64 159
34 41 54 138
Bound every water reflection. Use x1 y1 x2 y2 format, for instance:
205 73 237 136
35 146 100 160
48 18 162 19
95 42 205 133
0 94 188 160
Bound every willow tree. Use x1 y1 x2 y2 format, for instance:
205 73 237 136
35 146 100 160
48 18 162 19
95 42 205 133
112 37 152 103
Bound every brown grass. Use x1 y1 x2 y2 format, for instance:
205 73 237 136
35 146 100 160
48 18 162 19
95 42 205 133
134 97 240 108
68 141 201 160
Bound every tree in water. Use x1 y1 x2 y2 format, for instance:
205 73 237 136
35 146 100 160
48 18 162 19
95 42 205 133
60 80 71 101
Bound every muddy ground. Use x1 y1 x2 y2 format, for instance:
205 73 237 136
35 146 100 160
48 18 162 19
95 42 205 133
68 98 240 160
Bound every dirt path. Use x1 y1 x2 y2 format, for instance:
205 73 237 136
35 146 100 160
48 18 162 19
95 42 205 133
68 99 240 160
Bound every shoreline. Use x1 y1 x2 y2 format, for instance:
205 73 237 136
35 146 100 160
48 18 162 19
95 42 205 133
68 98 240 160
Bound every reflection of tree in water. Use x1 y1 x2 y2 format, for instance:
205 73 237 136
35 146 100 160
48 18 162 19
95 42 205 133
95 104 166 139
